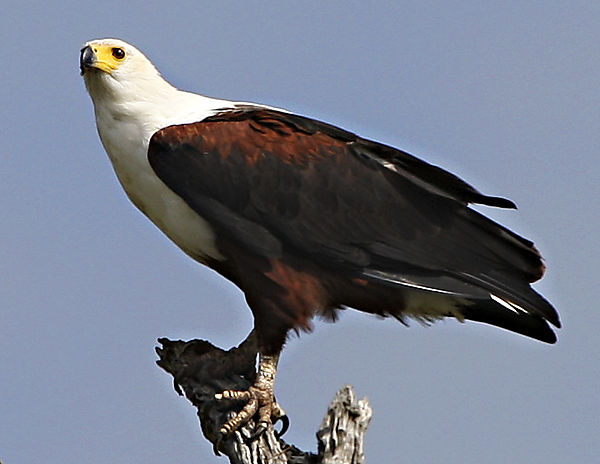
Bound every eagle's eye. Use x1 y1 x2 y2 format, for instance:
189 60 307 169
111 47 125 60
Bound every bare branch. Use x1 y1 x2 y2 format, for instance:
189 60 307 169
156 334 372 463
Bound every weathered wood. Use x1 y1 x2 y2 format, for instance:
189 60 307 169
317 386 372 464
156 333 371 463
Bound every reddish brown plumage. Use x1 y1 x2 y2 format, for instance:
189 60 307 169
148 107 560 355
162 109 347 166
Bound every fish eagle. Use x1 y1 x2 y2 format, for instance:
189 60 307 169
80 38 560 437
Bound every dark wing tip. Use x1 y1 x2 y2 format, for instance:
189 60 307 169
460 300 559 344
536 324 558 344
476 195 517 209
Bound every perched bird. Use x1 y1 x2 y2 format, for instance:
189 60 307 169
80 38 560 437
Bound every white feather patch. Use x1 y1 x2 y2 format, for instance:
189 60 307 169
489 293 526 315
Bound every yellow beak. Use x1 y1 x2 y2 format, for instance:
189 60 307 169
80 44 119 75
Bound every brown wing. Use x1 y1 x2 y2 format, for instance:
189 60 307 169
147 108 560 341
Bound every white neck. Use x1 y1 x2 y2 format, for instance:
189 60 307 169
84 70 236 145
83 68 238 262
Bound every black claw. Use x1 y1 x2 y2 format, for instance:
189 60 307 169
248 422 270 441
275 414 290 438
213 433 224 456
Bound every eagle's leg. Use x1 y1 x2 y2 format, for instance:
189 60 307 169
215 352 287 437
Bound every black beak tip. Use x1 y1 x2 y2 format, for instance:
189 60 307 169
80 45 94 76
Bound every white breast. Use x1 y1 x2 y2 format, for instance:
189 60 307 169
93 91 234 263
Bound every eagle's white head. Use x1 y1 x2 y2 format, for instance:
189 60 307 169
80 38 237 138
80 38 177 106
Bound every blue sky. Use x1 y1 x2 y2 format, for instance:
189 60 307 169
2 2 599 463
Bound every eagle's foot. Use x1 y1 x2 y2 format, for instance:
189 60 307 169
215 353 288 438
215 385 287 437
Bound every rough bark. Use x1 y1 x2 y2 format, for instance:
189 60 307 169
156 333 372 463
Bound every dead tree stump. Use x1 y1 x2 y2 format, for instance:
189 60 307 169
156 333 372 463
